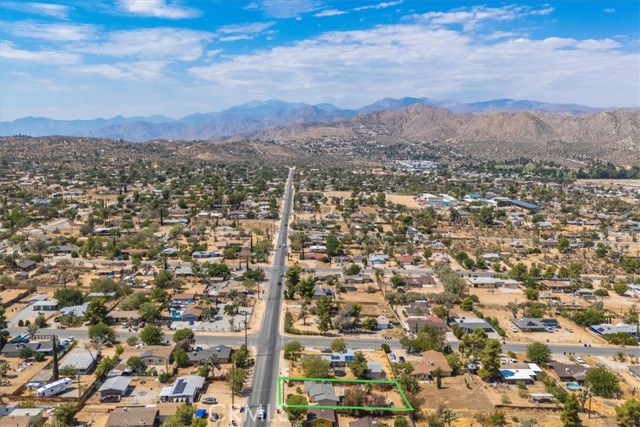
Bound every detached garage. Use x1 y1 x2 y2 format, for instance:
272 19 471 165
99 376 131 398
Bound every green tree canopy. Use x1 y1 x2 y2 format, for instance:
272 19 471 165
140 325 165 345
526 342 552 366
300 355 331 378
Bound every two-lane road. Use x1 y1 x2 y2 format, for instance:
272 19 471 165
244 168 293 427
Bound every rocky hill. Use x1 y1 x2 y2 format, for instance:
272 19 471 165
253 106 640 166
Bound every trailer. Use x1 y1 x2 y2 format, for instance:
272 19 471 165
37 378 73 397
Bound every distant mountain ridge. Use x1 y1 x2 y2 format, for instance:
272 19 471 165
0 97 622 142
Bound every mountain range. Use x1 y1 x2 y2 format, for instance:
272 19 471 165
0 97 615 142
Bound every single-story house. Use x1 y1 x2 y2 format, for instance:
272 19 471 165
366 362 386 379
406 316 446 333
140 346 173 367
467 277 520 289
511 318 560 332
368 254 389 265
590 323 638 337
187 345 233 365
412 350 452 380
549 362 589 382
48 245 81 255
349 417 378 427
320 349 354 367
307 408 336 427
32 300 58 311
159 375 205 403
106 407 159 427
405 275 436 287
60 350 97 374
540 280 572 293
405 300 430 316
59 302 89 317
108 310 142 324
99 376 131 398
452 317 495 334
305 381 339 405
16 260 36 272
376 316 390 330
2 340 54 358
499 363 543 384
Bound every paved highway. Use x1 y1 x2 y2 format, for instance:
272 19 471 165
243 168 293 427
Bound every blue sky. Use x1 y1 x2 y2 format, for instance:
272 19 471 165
0 0 638 120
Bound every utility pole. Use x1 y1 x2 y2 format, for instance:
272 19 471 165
244 311 248 348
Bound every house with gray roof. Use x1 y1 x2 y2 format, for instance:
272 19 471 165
511 317 560 332
187 345 233 365
304 381 339 405
98 376 131 398
590 323 638 337
60 350 96 374
159 375 205 403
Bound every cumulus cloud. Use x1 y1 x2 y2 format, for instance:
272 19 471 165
118 0 200 19
1 2 70 19
189 17 639 108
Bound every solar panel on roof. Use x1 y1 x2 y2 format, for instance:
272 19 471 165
173 379 187 395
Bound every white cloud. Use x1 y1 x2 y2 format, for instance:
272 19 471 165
76 28 213 61
118 0 200 19
73 61 168 79
188 18 639 108
256 0 321 18
217 21 276 35
1 2 70 19
2 21 99 41
0 41 80 64
604 8 616 13
219 35 253 42
315 9 347 17
417 5 552 32
353 1 403 12
576 39 621 50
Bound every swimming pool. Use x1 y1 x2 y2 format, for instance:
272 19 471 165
565 382 582 391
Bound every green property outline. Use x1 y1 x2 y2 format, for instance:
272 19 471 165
277 376 414 412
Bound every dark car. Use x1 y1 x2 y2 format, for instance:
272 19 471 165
278 281 282 286
334 369 346 377
101 395 121 403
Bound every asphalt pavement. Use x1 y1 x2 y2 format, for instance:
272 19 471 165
243 168 293 427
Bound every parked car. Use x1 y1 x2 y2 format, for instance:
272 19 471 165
202 397 217 404
210 413 219 421
101 395 121 403
509 326 519 333
334 369 346 377
399 356 405 363
595 363 605 368
575 357 585 364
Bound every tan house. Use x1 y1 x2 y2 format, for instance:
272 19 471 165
411 350 452 380
106 407 159 427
